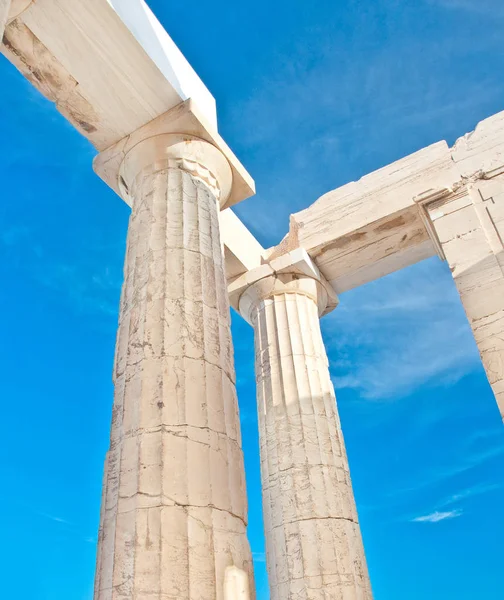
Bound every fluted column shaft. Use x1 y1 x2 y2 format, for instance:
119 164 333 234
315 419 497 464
241 274 371 600
93 135 254 600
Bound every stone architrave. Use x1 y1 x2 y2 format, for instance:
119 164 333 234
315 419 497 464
229 250 373 600
93 134 255 600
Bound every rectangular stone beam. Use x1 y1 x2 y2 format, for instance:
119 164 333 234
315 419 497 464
267 140 461 294
266 114 503 295
0 0 254 208
220 208 265 281
2 0 216 149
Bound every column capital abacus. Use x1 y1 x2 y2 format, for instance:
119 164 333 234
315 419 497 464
228 247 338 325
118 133 233 207
93 100 255 211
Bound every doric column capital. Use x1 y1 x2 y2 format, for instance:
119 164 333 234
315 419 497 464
229 248 338 325
118 133 233 207
93 100 255 211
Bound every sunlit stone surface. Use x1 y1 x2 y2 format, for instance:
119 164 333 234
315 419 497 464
235 259 372 600
93 135 254 600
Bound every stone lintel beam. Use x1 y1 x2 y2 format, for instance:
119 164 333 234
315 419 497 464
266 141 456 294
266 111 504 296
220 208 266 282
1 0 258 265
1 0 220 150
1 0 256 209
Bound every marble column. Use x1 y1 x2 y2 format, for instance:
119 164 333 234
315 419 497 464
93 134 254 600
234 256 372 600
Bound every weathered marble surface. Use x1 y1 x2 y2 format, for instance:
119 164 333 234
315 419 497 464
267 141 455 293
238 265 372 600
93 136 254 600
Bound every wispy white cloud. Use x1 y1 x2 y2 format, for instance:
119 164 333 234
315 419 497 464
359 421 504 522
35 510 96 544
36 510 70 525
411 509 463 523
0 223 123 319
324 258 481 400
439 482 504 508
399 480 503 524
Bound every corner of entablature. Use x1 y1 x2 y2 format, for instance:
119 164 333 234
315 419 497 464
413 160 504 262
413 186 455 261
413 181 483 261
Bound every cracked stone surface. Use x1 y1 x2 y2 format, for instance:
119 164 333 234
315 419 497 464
93 159 254 599
245 276 373 600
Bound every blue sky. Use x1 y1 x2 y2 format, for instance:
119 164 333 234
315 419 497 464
1 0 504 598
